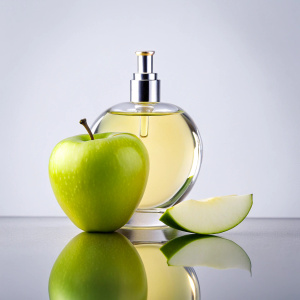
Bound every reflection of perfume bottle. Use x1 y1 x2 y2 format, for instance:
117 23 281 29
135 243 200 300
92 51 203 228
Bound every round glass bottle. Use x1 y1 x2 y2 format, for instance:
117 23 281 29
92 51 203 228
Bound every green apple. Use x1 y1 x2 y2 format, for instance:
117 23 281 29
160 194 253 234
49 121 149 232
49 232 147 300
161 234 251 272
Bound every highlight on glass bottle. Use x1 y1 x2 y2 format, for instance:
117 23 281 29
92 51 203 228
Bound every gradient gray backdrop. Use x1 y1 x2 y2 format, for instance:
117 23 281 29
0 0 299 217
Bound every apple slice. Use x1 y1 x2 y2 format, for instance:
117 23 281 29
160 234 251 273
160 194 253 234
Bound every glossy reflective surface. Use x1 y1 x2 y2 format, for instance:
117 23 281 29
0 218 299 299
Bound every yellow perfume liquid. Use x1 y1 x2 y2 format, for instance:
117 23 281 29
95 111 196 208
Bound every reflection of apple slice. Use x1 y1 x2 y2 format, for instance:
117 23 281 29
161 234 251 273
160 194 253 234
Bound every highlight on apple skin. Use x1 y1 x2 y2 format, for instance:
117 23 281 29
49 232 147 300
49 129 149 232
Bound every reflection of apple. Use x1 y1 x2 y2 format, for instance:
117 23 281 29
161 234 251 272
135 243 199 300
49 124 149 232
49 232 147 300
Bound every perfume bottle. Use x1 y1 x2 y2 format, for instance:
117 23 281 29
92 51 203 228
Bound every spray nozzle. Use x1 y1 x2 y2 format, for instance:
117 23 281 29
130 50 160 102
136 51 155 73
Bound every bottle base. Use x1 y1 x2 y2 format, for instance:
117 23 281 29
122 208 168 229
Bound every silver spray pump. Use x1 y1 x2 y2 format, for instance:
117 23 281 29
130 51 160 102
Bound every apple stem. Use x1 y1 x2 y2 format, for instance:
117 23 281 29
79 119 94 140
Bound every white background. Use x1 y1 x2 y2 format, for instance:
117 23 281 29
0 0 299 217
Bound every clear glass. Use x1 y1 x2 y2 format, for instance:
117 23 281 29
92 102 203 228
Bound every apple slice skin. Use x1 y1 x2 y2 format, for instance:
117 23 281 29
160 233 205 260
160 195 253 234
160 210 192 233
